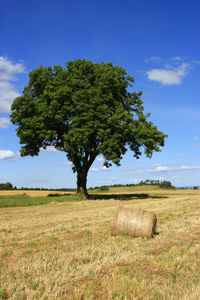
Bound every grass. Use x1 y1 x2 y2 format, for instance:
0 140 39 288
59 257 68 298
0 191 166 209
0 193 29 199
90 186 200 198
0 194 82 208
0 190 75 197
0 188 199 299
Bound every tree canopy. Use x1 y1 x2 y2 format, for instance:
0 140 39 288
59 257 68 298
0 182 15 190
11 59 167 196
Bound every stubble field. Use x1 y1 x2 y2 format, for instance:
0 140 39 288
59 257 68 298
0 190 72 197
0 187 200 299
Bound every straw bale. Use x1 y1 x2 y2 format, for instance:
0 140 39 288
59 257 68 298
111 206 157 238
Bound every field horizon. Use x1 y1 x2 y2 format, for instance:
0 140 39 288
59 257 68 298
0 184 199 198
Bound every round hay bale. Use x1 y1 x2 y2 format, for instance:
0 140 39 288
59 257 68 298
111 206 157 238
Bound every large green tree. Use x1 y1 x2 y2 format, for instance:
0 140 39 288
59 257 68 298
11 59 167 196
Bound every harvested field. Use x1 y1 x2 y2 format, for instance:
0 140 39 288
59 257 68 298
0 189 200 299
0 190 75 197
90 185 200 195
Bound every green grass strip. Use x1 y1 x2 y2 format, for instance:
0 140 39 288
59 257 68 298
0 194 82 208
0 193 30 199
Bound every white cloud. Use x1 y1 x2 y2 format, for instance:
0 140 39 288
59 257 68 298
193 137 199 141
0 150 16 161
155 166 170 172
0 117 10 128
63 161 73 167
90 166 111 172
41 146 60 152
147 63 189 85
0 57 25 113
0 57 25 81
0 81 20 113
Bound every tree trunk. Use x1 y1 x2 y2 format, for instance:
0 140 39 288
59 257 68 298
76 170 88 197
72 151 98 198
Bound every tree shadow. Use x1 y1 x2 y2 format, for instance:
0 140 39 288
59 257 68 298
88 193 168 200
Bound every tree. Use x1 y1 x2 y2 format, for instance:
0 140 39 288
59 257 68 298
0 182 14 190
11 59 167 196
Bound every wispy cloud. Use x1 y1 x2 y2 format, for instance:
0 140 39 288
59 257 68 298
170 56 182 61
131 178 141 184
130 164 200 175
63 161 73 167
0 150 17 161
145 56 161 63
0 117 10 129
0 57 25 113
90 166 111 172
110 177 119 181
192 59 200 65
41 146 60 152
146 63 189 85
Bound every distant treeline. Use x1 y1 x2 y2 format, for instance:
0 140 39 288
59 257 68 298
0 182 75 191
138 179 176 188
19 187 76 191
88 179 176 191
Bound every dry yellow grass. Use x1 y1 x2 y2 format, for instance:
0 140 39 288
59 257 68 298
91 185 200 195
0 190 75 197
0 188 200 299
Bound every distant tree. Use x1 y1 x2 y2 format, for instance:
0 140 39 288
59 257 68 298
193 186 199 190
138 179 175 189
11 59 167 197
0 182 13 190
99 185 109 191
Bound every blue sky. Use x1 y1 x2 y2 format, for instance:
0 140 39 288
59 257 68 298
0 0 200 188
